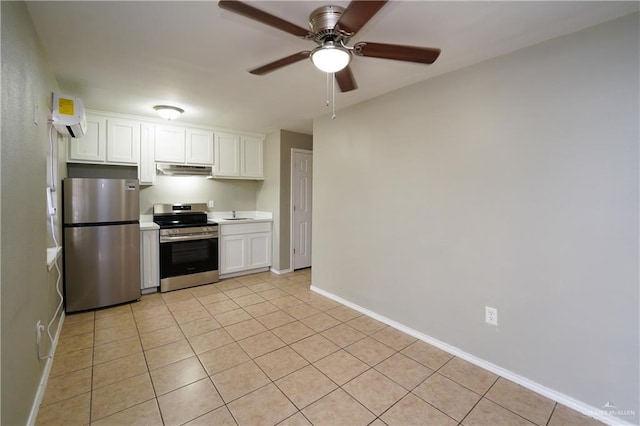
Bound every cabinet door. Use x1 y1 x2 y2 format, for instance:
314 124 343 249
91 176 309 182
220 234 247 274
68 114 106 162
155 125 186 163
138 124 156 185
186 129 214 165
214 133 240 177
241 136 264 179
106 118 140 164
140 230 159 289
248 232 271 269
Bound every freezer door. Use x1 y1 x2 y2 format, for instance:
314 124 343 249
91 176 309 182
64 223 141 312
63 178 139 224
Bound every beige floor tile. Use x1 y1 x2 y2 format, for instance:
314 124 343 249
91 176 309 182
92 352 148 390
257 288 288 301
216 279 244 291
90 372 155 422
486 378 555 425
463 398 535 426
49 347 93 378
256 311 296 329
132 293 165 311
139 324 184 351
189 283 220 298
135 313 178 334
255 346 309 380
401 340 454 370
150 356 208 395
235 275 265 285
59 319 94 339
375 352 433 390
133 304 171 320
238 330 286 359
63 311 95 326
439 357 498 394
243 301 280 317
321 323 366 347
371 327 416 351
272 321 315 344
283 303 320 320
211 361 271 402
271 295 304 309
247 282 276 292
36 391 90 426
345 337 396 366
162 290 196 305
343 369 408 415
313 350 369 386
305 296 340 311
198 342 251 375
187 328 234 354
277 412 312 426
157 378 224 425
205 299 241 315
302 388 375 426
290 333 340 363
413 372 481 421
170 305 212 324
325 305 362 322
225 318 268 341
214 308 253 326
145 339 195 370
547 404 605 426
196 291 230 305
233 293 267 307
299 312 341 332
381 393 457 426
41 367 92 406
93 335 142 365
91 399 162 426
346 316 388 335
95 313 136 331
184 405 238 426
228 383 298 426
95 304 133 320
180 316 222 337
55 332 94 356
276 365 338 409
94 323 138 346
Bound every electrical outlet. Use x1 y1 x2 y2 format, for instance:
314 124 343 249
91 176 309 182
485 306 498 326
207 200 215 209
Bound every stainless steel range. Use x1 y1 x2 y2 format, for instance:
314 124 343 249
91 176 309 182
153 203 219 292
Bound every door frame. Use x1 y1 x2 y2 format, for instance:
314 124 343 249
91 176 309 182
290 148 313 271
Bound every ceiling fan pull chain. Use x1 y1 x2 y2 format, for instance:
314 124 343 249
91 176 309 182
332 72 336 119
326 72 330 107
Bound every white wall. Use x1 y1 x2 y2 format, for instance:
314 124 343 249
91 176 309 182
257 131 282 270
312 13 639 424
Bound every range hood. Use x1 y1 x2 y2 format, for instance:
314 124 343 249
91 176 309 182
156 164 213 177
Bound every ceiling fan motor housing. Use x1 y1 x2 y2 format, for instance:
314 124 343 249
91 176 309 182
309 5 346 43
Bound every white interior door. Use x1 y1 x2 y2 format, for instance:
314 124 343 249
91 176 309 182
292 150 312 270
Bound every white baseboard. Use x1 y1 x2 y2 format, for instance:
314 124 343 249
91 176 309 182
270 267 293 275
27 311 66 426
310 285 633 426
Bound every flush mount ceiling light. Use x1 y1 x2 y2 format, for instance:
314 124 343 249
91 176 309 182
153 105 184 120
310 41 351 73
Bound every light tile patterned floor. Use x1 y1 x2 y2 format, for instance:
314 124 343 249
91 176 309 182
37 269 603 425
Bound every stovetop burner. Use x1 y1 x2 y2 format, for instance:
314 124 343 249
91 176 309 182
153 203 211 229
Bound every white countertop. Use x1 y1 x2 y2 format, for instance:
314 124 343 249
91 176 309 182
208 211 273 225
140 222 160 230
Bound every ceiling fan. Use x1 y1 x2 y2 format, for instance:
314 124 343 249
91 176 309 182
218 0 441 92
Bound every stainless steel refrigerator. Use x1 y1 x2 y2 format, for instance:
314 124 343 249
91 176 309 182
63 178 141 312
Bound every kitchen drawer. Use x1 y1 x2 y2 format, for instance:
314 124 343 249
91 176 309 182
220 221 271 236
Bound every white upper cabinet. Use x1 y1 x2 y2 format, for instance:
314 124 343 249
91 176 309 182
68 114 107 163
106 118 140 164
186 128 214 165
138 124 156 185
154 125 186 163
214 132 264 179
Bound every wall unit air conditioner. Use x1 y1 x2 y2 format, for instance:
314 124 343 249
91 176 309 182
52 93 87 138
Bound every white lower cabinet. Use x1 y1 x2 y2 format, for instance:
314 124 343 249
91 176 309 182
220 222 272 276
140 228 159 291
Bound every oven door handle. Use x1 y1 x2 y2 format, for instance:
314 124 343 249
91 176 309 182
160 233 218 243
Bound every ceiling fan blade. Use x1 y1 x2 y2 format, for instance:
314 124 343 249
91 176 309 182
335 66 358 92
219 1 312 39
336 0 387 35
249 51 311 75
354 42 441 64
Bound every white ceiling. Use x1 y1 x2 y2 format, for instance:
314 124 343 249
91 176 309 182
26 1 638 135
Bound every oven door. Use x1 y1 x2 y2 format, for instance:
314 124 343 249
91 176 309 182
159 236 219 279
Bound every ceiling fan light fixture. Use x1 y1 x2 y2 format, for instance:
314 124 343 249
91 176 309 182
310 43 351 73
153 105 184 120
